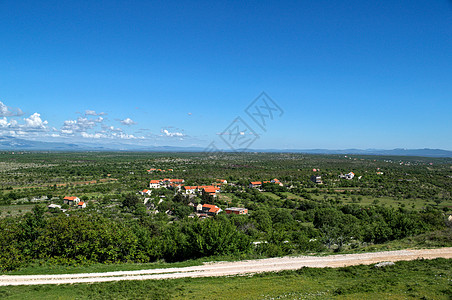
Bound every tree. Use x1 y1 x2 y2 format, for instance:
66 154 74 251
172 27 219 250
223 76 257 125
122 193 140 209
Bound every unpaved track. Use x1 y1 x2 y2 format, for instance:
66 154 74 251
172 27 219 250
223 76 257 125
1 247 451 286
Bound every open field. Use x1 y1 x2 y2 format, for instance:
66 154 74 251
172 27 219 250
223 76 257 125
0 204 35 217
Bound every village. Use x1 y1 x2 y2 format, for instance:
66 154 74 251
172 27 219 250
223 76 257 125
48 166 363 220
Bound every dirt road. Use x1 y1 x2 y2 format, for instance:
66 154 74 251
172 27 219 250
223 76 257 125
1 247 451 286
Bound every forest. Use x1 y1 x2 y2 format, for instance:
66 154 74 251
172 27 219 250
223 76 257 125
0 151 451 271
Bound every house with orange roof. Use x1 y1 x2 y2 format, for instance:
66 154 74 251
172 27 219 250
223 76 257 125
161 178 184 186
77 201 86 209
271 178 283 186
139 189 152 196
149 180 162 189
203 186 219 197
184 186 198 194
169 182 184 191
170 179 184 183
197 203 222 216
249 181 262 188
63 196 80 205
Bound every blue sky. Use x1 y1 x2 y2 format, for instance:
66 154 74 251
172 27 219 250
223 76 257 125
1 0 451 150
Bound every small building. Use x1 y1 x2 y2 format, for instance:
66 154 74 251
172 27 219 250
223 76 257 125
48 204 62 210
149 180 161 189
77 202 86 209
271 178 283 186
139 189 152 196
339 172 355 180
197 204 222 216
249 181 262 188
184 186 198 194
203 186 219 197
63 196 80 205
311 175 322 184
169 183 183 191
161 178 185 187
225 207 248 215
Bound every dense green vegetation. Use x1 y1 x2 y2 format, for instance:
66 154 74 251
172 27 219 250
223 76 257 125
0 259 450 299
0 152 451 272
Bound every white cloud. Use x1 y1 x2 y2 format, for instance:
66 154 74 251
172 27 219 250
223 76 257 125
0 112 49 137
24 113 48 129
111 132 138 139
0 101 24 117
120 118 136 126
81 132 106 139
61 116 103 134
85 110 106 116
0 117 17 128
161 128 185 137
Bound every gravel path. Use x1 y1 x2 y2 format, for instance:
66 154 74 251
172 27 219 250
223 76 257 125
1 247 451 286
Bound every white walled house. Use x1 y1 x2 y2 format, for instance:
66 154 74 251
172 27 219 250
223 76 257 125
149 180 161 189
139 189 152 196
63 196 80 205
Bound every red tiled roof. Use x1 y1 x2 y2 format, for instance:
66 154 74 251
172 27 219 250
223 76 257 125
64 196 78 201
170 179 184 183
203 187 217 193
150 180 160 184
78 202 85 205
202 204 220 213
250 181 262 185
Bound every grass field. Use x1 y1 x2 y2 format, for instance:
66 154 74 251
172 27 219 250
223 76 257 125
0 259 450 299
308 193 451 210
262 192 281 200
0 204 35 218
281 192 302 200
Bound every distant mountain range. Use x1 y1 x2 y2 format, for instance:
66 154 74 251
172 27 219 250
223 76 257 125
0 136 451 157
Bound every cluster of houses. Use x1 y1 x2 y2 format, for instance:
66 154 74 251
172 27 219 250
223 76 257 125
149 178 185 189
311 172 357 184
47 196 86 212
144 178 228 198
249 178 283 188
138 177 248 218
